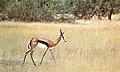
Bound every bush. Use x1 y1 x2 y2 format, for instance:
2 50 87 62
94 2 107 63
1 0 55 22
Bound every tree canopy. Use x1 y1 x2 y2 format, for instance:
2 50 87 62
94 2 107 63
0 0 120 22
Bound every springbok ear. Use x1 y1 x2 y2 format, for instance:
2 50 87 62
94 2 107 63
60 29 65 35
60 29 62 33
60 29 63 35
62 32 65 34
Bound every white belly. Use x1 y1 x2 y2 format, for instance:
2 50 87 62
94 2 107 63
37 43 47 49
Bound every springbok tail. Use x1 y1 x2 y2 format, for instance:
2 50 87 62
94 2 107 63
28 44 30 49
28 39 32 49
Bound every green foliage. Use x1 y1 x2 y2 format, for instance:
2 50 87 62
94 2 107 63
74 0 120 20
0 0 8 12
0 0 56 21
0 0 120 22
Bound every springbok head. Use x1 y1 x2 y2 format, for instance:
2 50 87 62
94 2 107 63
60 29 67 42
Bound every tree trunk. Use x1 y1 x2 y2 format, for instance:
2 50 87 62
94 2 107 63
108 8 113 20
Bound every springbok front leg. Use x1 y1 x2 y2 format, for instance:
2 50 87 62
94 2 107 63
49 49 56 62
40 48 49 65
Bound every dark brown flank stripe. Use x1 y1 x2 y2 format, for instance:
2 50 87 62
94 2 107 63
38 40 49 47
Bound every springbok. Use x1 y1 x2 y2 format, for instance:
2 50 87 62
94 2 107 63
22 29 66 66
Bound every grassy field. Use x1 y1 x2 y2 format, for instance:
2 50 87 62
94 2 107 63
0 20 120 72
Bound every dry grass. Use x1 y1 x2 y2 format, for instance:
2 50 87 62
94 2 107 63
0 20 120 72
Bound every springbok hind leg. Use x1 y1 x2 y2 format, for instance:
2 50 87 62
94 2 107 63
30 50 37 66
22 49 32 66
39 48 49 65
49 49 56 63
